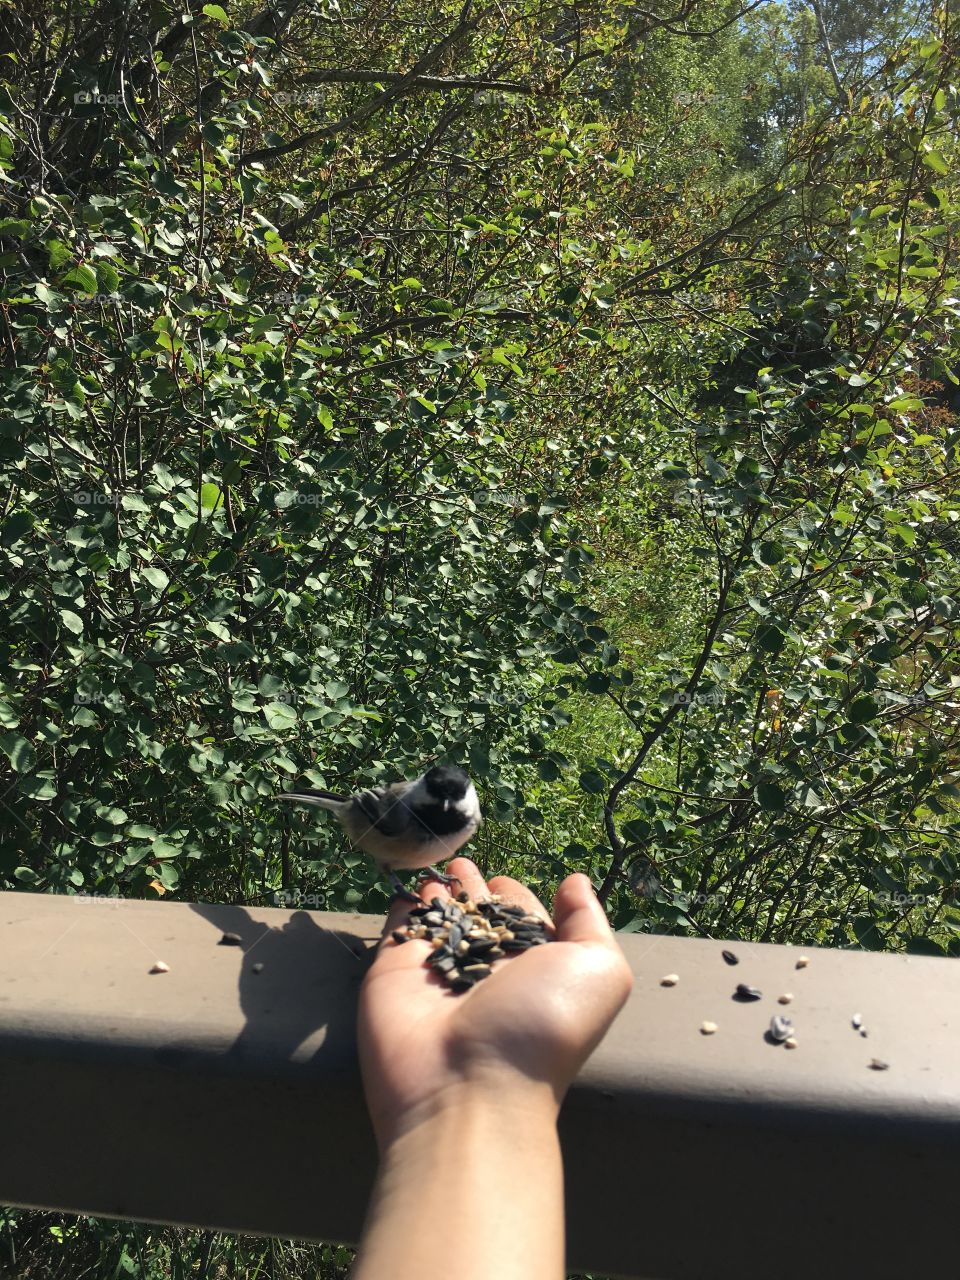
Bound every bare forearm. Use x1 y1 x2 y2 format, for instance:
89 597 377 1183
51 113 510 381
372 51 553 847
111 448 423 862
352 1086 565 1280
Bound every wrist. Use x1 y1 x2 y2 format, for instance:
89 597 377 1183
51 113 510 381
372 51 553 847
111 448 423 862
356 1078 566 1280
374 1072 561 1155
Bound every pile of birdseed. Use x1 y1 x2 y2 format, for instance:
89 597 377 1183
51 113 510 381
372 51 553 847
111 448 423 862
392 890 553 992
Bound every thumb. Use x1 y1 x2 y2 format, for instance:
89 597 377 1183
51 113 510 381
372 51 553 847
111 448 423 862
553 873 617 945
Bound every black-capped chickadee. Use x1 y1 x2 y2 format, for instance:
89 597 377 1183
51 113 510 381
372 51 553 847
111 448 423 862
277 765 482 900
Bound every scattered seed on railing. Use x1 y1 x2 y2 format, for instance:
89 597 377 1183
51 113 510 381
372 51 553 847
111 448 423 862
661 974 680 987
149 961 169 974
734 984 762 1001
784 1037 798 1049
769 1015 793 1043
795 956 809 969
869 1059 889 1071
851 1013 863 1029
700 1021 718 1035
392 893 555 993
251 963 264 974
721 950 739 966
778 993 794 1004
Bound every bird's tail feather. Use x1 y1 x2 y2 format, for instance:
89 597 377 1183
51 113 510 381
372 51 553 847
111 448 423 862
277 788 346 811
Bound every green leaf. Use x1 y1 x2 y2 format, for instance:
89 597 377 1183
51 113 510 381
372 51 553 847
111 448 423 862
264 702 298 730
0 733 36 772
59 264 98 294
756 625 785 654
755 780 786 811
200 483 223 512
141 566 169 591
848 696 879 724
1 511 35 547
202 2 230 22
578 769 607 795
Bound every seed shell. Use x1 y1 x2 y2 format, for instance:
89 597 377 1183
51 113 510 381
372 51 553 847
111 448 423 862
661 974 680 987
734 983 762 1001
769 1015 793 1042
721 949 739 966
700 1021 718 1035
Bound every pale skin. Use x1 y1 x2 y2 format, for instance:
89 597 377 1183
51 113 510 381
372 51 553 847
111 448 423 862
352 855 634 1280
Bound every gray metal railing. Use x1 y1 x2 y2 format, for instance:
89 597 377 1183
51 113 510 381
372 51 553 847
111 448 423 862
1 891 958 1279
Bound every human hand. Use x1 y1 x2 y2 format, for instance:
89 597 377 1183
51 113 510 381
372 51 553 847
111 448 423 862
357 856 633 1148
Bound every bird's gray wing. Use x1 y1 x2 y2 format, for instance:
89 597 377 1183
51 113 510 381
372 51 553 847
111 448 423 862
352 785 412 837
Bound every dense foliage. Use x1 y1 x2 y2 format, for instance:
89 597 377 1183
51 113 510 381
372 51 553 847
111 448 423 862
2 0 957 949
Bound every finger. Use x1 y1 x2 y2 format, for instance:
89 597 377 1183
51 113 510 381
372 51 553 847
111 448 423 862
553 873 618 946
486 874 552 926
444 856 487 900
379 878 447 944
416 872 455 907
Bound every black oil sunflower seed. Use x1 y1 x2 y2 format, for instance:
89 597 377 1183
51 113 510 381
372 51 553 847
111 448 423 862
721 949 739 966
734 984 763 1001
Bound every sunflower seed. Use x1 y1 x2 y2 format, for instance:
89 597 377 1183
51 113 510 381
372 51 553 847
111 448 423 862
851 1013 863 1030
660 974 680 987
860 1028 869 1038
869 1059 890 1071
251 962 264 974
769 1015 793 1042
734 983 762 1001
784 1037 798 1049
423 911 443 927
721 949 739 966
778 993 794 1004
447 924 464 948
700 1021 718 1035
463 963 492 979
456 890 470 903
795 955 809 969
149 961 170 974
219 932 242 946
391 929 409 944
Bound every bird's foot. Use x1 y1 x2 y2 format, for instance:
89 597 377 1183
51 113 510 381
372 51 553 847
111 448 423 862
386 871 423 904
417 866 461 889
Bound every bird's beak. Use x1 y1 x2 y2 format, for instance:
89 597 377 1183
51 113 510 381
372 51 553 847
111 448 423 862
442 798 451 811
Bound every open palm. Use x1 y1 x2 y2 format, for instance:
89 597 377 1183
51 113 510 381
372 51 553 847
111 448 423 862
358 856 633 1145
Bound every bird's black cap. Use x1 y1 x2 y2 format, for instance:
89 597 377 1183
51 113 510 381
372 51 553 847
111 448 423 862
424 765 470 800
